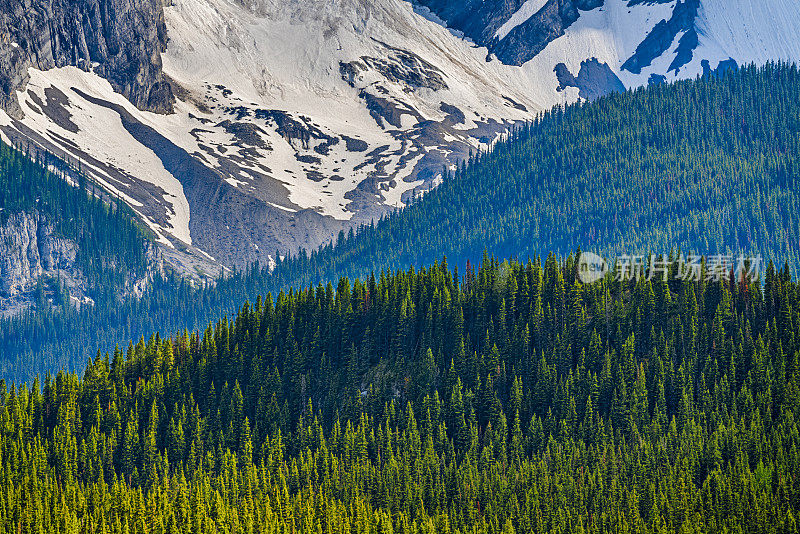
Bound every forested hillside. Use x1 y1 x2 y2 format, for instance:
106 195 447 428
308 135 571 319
1 255 799 532
0 141 157 377
0 142 152 305
276 62 800 287
3 63 800 383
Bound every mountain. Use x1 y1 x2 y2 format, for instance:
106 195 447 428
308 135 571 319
274 63 800 287
2 4 800 526
2 63 799 383
2 0 799 270
1 255 799 531
414 0 800 76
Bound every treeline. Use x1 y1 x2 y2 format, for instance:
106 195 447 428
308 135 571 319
1 254 799 532
3 62 800 383
275 62 800 286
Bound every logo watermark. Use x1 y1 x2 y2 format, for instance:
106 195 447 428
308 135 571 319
578 252 609 284
578 253 763 284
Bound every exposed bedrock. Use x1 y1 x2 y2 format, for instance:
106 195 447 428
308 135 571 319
0 0 173 117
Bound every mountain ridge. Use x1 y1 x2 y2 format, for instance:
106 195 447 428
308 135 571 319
3 0 798 270
0 0 173 117
3 62 799 383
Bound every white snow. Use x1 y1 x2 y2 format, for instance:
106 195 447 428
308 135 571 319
3 0 694 252
0 109 11 146
269 202 297 213
695 0 800 67
16 68 193 246
495 0 550 41
381 154 426 209
515 0 800 101
159 0 537 218
511 0 679 106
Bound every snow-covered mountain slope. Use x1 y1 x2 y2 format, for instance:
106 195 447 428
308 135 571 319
420 0 800 101
1 0 538 267
1 0 799 268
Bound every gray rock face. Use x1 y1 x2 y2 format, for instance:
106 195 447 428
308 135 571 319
0 209 169 316
555 58 625 101
0 0 173 117
0 210 79 300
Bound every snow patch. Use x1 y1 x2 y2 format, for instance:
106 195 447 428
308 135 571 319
695 0 800 67
160 0 537 219
512 0 678 106
17 67 193 246
380 151 426 209
495 0 550 41
0 110 11 146
269 202 297 213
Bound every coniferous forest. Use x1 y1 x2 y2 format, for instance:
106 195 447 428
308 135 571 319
1 255 800 532
0 63 800 532
0 141 152 297
3 63 800 383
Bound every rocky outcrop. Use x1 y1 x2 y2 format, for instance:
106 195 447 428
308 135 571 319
0 210 80 313
0 210 165 316
622 0 700 75
415 0 605 66
0 0 173 117
555 58 625 101
340 42 448 92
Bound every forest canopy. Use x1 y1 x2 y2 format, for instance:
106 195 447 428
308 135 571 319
1 254 799 532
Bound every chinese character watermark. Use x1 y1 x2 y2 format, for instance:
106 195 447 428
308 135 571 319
578 253 763 284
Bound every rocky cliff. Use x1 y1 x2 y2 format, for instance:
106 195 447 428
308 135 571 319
0 210 161 316
0 210 81 315
0 0 173 117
